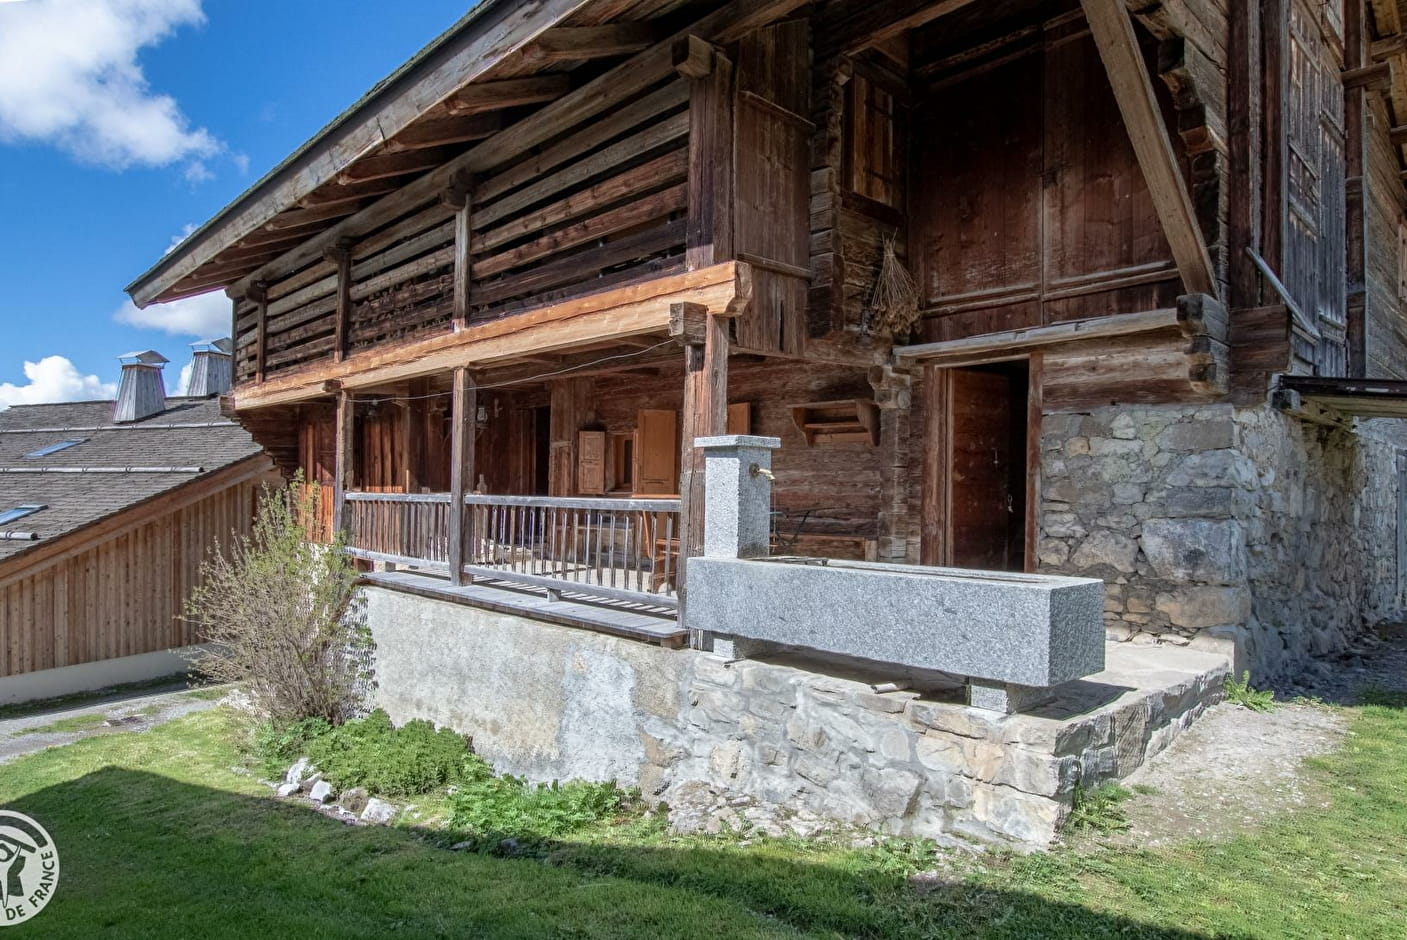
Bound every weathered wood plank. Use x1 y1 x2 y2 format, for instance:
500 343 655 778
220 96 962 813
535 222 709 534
1080 0 1217 298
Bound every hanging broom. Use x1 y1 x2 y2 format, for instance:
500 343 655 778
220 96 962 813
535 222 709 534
862 233 920 338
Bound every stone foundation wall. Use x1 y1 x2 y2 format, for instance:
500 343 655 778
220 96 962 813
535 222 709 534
1039 403 1405 678
366 587 1224 847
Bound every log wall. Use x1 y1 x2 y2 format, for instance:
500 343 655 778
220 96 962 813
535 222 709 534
1364 94 1407 378
0 460 274 679
236 74 692 385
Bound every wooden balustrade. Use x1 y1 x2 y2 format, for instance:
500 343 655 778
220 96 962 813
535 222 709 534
343 492 682 610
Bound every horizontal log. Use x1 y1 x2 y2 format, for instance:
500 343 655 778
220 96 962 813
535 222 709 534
443 75 571 114
895 307 1183 366
232 262 752 408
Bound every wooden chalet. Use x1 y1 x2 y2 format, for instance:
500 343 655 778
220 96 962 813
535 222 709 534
0 348 275 700
127 0 1407 661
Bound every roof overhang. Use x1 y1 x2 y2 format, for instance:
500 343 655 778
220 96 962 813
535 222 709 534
1277 375 1407 420
125 0 590 307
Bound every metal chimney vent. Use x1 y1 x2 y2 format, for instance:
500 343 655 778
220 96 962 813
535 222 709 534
187 338 233 398
113 350 168 423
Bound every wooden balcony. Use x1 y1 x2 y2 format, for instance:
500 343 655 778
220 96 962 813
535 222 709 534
343 491 686 644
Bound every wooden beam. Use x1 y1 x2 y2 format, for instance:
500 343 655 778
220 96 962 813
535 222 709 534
248 282 269 383
382 114 501 153
1371 34 1407 61
895 306 1184 366
682 44 734 269
677 307 729 603
230 262 751 410
263 203 362 231
445 182 472 330
527 25 656 63
447 367 475 586
1341 62 1391 89
337 149 452 185
326 241 353 361
1080 0 1217 298
823 0 980 56
1389 124 1407 146
443 76 571 115
332 389 354 534
298 178 402 208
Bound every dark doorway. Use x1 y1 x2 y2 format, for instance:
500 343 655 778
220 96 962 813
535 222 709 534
921 359 1034 572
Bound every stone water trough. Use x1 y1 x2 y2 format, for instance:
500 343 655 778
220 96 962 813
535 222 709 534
687 436 1106 712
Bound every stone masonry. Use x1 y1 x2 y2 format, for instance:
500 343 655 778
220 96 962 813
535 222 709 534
1038 402 1406 679
367 586 1226 848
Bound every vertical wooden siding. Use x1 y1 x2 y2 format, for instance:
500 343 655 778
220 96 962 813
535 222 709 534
0 468 270 679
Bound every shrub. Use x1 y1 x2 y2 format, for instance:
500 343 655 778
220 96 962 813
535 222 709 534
183 478 374 725
1224 671 1277 712
448 771 625 843
307 709 472 797
250 717 332 777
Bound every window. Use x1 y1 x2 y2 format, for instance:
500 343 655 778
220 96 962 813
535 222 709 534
24 439 84 459
0 505 45 526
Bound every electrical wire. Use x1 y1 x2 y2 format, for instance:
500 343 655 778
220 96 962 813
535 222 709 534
349 339 679 405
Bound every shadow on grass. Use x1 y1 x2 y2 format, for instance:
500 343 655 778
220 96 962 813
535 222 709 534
10 767 1219 940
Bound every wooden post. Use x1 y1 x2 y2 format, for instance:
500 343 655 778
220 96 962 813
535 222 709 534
1344 0 1368 377
1227 0 1263 308
445 181 472 331
919 365 951 567
868 365 913 564
674 302 728 596
332 388 354 535
675 38 734 270
1080 0 1217 298
247 282 269 384
327 239 354 362
448 367 476 586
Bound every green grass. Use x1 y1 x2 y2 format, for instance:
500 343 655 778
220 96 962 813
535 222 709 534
1 698 1404 938
13 712 111 736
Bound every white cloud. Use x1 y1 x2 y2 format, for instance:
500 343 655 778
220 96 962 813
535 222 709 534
173 361 193 396
114 289 228 338
0 0 220 171
0 356 117 408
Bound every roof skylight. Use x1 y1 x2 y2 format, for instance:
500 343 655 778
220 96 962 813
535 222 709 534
24 439 85 459
0 505 44 526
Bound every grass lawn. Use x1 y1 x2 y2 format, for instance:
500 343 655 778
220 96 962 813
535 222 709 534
0 695 1403 939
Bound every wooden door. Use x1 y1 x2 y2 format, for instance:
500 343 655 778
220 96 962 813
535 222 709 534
577 431 607 495
634 409 678 495
922 363 1031 572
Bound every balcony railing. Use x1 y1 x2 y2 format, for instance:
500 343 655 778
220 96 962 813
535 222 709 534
343 492 682 610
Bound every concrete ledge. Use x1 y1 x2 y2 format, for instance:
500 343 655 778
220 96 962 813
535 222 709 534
0 646 202 706
687 557 1106 688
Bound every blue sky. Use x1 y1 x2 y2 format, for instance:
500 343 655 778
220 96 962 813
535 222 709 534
0 0 470 404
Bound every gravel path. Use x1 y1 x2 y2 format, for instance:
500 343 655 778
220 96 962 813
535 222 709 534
0 680 224 764
1072 622 1407 848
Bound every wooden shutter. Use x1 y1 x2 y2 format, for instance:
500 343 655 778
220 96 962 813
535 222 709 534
634 409 678 495
577 431 606 495
726 401 751 435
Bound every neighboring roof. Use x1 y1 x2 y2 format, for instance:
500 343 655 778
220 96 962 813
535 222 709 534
0 397 267 563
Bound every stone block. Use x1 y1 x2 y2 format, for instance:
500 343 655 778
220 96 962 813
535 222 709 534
1070 530 1139 573
861 767 922 817
1159 419 1235 452
688 558 1105 688
1154 586 1251 629
698 435 781 559
1140 519 1246 584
